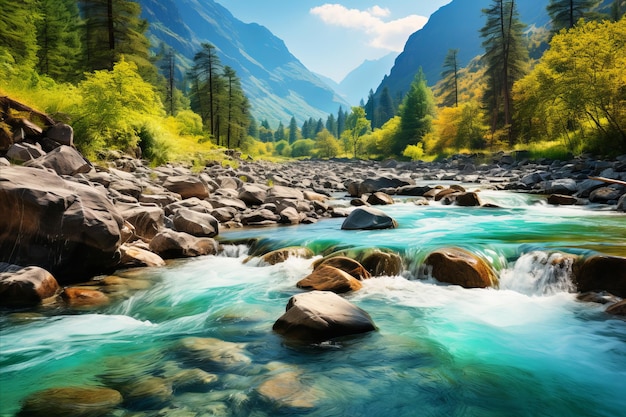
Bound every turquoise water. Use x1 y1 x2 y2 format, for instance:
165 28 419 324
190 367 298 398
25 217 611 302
1 192 625 416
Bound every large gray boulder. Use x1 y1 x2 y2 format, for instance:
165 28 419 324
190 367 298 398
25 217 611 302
0 166 124 281
163 175 210 199
173 208 219 237
341 207 398 230
24 145 91 176
273 291 377 342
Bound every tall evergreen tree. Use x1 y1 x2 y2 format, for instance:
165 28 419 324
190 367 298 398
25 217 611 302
376 87 395 128
288 116 298 144
480 0 528 142
222 65 248 149
0 0 39 67
274 121 285 141
36 0 83 82
364 89 376 129
337 106 346 138
314 118 324 136
394 68 436 156
159 45 176 115
440 49 460 108
325 113 337 137
547 0 596 32
248 117 259 139
80 0 152 76
611 0 626 21
189 43 222 137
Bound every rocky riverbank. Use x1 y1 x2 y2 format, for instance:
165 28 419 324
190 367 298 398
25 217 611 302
1 106 626 316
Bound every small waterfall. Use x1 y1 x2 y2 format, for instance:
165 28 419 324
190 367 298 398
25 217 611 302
219 244 250 258
500 251 577 296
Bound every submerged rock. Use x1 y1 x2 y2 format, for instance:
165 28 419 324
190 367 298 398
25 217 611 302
260 246 315 265
606 300 626 316
0 266 60 307
424 247 498 288
297 265 363 293
273 291 376 341
257 368 322 409
341 206 398 230
61 287 110 307
18 386 123 417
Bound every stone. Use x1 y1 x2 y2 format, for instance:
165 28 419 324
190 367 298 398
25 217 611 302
617 194 626 212
273 291 377 341
46 123 74 146
606 300 626 316
589 186 624 203
173 208 219 238
314 256 371 280
178 337 251 369
455 192 482 207
297 265 363 293
257 369 322 409
548 194 578 205
267 185 304 200
341 206 398 230
61 287 110 307
361 250 403 277
149 229 218 259
261 247 315 265
0 266 59 307
0 166 123 281
396 185 433 196
357 176 411 195
25 145 92 176
544 178 578 195
238 183 267 206
6 142 45 162
119 244 166 267
121 376 172 408
366 191 394 205
162 175 209 199
109 179 143 199
241 208 281 226
574 255 626 297
424 247 498 288
117 203 164 240
279 206 302 224
18 386 123 417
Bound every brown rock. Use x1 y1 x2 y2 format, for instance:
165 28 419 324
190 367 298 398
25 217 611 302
18 386 123 417
173 208 219 238
297 265 363 293
273 291 376 341
119 244 166 267
361 251 403 277
574 255 626 297
548 194 578 206
261 247 315 265
0 166 124 281
455 192 482 207
424 247 498 288
314 256 371 280
366 191 395 205
257 370 322 409
24 145 91 176
61 287 110 307
0 266 60 307
149 229 218 259
117 203 164 240
606 300 626 316
162 175 209 199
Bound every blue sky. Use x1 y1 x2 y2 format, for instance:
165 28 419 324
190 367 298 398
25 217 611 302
214 1 453 82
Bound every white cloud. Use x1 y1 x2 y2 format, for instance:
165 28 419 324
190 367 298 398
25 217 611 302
310 4 428 51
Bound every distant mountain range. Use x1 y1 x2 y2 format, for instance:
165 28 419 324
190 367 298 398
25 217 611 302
373 0 551 104
138 0 350 127
321 53 398 107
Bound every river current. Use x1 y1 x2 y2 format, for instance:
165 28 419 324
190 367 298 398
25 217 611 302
1 190 625 416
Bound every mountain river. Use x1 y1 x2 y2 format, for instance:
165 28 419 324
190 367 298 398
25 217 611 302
1 189 625 416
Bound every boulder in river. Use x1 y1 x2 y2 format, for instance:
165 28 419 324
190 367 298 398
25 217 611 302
297 265 363 293
273 291 377 341
313 256 371 280
341 207 398 230
260 246 315 265
424 247 498 288
0 266 60 307
573 255 626 298
361 250 403 277
606 300 626 316
0 166 124 281
18 386 123 417
149 229 218 259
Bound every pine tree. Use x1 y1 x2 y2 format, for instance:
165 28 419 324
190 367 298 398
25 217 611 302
0 0 39 67
547 0 596 32
80 0 152 76
274 121 285 141
222 65 248 149
364 89 376 129
394 68 436 156
36 0 83 82
189 43 222 137
440 49 460 108
376 87 395 128
325 113 337 137
314 118 324 136
288 116 298 144
337 107 346 138
480 0 528 142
